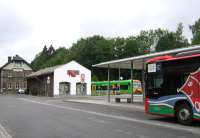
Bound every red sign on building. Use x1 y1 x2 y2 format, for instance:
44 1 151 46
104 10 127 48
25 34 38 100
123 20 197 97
67 70 79 77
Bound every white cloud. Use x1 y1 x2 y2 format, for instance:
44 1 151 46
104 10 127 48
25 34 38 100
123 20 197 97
0 0 200 66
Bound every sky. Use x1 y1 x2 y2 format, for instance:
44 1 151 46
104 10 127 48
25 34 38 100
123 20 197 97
0 0 200 66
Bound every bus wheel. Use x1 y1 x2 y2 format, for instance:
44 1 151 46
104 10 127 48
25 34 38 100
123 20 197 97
176 103 193 125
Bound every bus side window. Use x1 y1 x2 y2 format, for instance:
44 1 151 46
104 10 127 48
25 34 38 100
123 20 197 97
120 85 128 90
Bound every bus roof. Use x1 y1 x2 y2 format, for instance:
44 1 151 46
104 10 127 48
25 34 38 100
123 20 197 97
146 54 200 63
92 80 141 85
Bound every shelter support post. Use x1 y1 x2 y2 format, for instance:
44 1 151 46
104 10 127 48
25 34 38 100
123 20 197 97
142 59 146 102
131 61 134 103
107 64 110 103
118 67 121 93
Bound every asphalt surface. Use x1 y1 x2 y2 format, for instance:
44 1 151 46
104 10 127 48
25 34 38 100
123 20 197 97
0 95 199 138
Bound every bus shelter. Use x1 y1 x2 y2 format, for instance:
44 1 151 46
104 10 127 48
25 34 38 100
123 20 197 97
92 45 200 103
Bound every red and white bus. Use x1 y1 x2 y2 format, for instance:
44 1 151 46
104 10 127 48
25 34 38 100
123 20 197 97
145 53 200 125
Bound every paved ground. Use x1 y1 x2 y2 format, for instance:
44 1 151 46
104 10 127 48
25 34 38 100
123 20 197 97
63 94 144 110
0 95 199 138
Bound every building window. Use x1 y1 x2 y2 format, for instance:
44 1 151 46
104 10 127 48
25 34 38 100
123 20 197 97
8 83 12 89
14 61 22 68
3 82 6 89
16 83 19 89
8 71 12 78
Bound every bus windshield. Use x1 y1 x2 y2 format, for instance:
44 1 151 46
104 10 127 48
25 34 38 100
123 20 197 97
133 82 142 88
146 71 189 99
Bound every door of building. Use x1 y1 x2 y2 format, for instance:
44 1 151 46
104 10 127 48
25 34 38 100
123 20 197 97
76 82 87 95
59 82 70 95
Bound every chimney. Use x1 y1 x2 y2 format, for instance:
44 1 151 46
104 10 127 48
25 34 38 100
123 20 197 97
8 56 12 62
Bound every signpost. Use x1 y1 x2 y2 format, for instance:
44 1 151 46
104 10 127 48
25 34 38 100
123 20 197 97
46 76 50 96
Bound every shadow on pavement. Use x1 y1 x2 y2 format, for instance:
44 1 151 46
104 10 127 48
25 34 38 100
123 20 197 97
149 116 200 127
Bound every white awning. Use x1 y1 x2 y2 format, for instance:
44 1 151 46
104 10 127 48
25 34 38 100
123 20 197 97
92 45 200 69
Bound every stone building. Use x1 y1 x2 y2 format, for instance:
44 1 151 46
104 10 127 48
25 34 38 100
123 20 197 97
0 55 33 94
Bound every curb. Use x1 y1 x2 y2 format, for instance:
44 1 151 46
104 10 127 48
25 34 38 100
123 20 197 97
63 99 144 111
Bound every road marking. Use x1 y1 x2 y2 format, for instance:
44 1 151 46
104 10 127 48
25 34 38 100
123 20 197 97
0 123 12 138
20 98 200 135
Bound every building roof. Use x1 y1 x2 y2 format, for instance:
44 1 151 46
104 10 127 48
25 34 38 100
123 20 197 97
27 60 90 78
13 55 25 61
0 55 32 70
92 45 200 70
27 65 62 78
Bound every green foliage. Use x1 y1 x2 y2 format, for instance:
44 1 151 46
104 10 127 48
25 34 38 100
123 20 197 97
111 37 140 59
156 23 188 52
69 35 113 69
190 18 200 45
136 29 168 54
91 74 98 81
31 20 198 81
31 46 69 70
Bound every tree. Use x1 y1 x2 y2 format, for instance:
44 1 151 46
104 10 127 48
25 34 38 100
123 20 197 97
70 35 114 68
175 23 188 46
122 36 140 57
31 45 62 70
31 46 49 70
47 45 56 55
111 37 126 59
190 18 200 45
42 45 48 54
156 32 176 52
156 24 188 52
136 29 168 54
